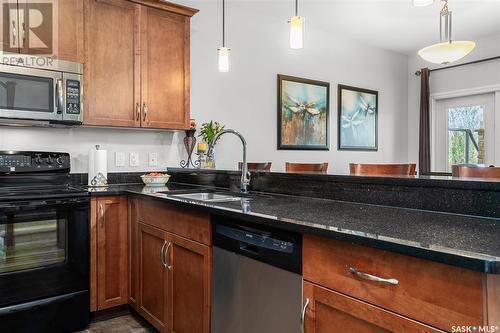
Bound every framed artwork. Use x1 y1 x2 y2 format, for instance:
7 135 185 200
338 84 378 151
277 74 329 150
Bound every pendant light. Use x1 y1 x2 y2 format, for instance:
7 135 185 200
218 0 230 72
418 0 475 65
289 0 304 49
412 0 434 7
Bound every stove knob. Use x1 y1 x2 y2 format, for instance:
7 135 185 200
56 156 64 165
46 156 53 165
34 154 42 164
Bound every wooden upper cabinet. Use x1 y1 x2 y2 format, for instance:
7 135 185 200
303 281 444 333
83 0 197 129
56 0 84 62
141 7 190 129
95 196 129 310
1 0 83 61
84 0 141 127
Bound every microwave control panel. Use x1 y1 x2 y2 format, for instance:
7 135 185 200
66 80 81 115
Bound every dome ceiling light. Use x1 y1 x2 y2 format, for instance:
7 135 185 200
418 0 475 65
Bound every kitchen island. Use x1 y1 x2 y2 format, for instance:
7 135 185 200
85 171 500 332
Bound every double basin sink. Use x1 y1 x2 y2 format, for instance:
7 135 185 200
156 189 247 203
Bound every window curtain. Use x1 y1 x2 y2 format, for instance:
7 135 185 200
418 68 431 175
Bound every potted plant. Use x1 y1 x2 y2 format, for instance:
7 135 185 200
198 121 225 168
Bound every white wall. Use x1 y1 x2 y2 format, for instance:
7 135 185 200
0 0 409 174
0 126 186 173
184 0 409 173
407 33 500 168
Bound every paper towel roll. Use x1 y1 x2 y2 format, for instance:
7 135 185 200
88 149 95 186
88 146 108 186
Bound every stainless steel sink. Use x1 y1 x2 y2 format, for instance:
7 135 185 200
170 192 243 203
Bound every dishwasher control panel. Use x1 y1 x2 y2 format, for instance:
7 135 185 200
212 216 302 274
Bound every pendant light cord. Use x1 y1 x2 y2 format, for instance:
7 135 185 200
222 0 225 47
295 0 298 16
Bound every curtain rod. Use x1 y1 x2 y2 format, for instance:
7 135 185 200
414 55 500 76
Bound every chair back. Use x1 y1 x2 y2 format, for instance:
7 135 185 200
238 162 272 171
451 165 500 179
349 163 416 176
285 162 328 174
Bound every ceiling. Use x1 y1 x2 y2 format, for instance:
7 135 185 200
184 0 500 55
297 0 500 54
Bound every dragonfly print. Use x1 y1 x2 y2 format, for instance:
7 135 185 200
280 79 328 148
339 88 377 149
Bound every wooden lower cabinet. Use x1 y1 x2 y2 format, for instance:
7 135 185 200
303 281 444 333
168 233 211 333
137 223 169 331
90 196 128 311
131 199 211 333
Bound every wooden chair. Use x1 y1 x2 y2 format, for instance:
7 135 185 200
349 163 416 176
238 162 272 171
285 162 328 174
451 165 500 179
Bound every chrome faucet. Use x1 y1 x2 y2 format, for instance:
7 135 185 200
208 129 250 193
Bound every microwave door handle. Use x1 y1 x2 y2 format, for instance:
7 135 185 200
56 79 64 114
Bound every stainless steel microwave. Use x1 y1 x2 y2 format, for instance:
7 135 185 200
0 59 83 125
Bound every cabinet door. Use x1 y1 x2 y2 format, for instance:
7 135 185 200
96 196 128 310
1 0 20 53
303 281 444 333
56 0 84 62
141 6 190 129
84 0 141 127
16 0 83 62
138 223 169 333
128 197 139 310
167 233 211 333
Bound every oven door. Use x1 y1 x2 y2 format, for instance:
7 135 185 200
0 197 89 308
0 64 63 121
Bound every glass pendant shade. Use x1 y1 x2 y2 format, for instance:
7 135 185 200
218 47 230 72
412 0 434 7
418 41 476 64
289 16 304 49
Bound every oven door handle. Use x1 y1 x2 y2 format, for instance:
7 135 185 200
56 79 64 114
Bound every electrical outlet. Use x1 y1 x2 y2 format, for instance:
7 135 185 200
149 152 158 167
130 152 139 167
115 152 126 167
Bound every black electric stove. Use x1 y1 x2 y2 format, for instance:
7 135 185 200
0 151 90 333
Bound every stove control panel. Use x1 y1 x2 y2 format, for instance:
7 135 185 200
0 151 70 173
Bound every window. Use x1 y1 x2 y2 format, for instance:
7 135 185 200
432 93 495 173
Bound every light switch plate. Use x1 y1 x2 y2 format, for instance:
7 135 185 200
149 152 158 167
115 152 126 167
130 152 139 167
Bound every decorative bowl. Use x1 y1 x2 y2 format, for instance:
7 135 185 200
141 174 171 187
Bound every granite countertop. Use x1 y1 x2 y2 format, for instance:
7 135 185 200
88 182 500 274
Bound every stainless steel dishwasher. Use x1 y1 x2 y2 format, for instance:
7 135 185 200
212 216 303 333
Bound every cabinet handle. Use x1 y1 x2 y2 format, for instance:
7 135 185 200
22 22 26 48
136 103 140 121
348 267 399 285
165 241 172 270
11 20 16 46
99 204 104 227
160 240 167 267
301 298 309 333
143 103 148 122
